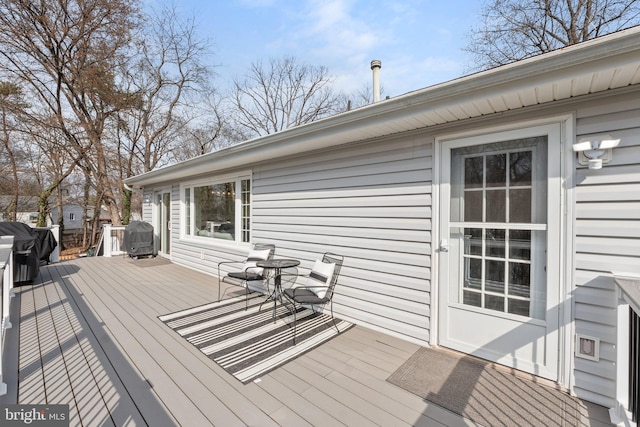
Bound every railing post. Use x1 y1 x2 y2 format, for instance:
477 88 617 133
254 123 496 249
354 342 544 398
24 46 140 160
612 300 631 425
1 236 13 330
49 224 60 263
613 274 640 426
0 235 15 396
103 224 112 257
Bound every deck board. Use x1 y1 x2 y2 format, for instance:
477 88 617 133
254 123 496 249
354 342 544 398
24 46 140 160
58 261 235 427
50 263 161 427
15 287 45 405
1 255 612 426
69 257 279 427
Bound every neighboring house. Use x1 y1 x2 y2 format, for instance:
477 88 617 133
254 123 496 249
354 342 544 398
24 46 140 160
0 195 40 224
50 204 113 248
50 204 113 230
125 27 640 423
50 204 85 230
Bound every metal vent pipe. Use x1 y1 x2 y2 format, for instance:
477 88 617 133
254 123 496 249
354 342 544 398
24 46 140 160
370 59 381 103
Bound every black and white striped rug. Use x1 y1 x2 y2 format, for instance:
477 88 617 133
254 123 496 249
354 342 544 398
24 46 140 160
159 293 354 383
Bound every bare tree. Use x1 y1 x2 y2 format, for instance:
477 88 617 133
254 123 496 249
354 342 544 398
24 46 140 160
118 6 213 170
231 56 341 138
465 0 640 71
0 0 140 226
0 81 25 221
168 88 241 162
115 5 217 223
336 83 386 113
27 121 86 232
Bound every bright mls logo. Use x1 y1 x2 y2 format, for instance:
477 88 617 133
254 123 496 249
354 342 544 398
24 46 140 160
1 405 68 426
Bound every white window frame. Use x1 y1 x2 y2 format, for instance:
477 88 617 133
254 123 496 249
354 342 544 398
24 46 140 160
180 171 252 247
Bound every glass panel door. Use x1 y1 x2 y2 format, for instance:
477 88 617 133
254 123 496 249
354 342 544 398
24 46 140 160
438 124 561 381
450 139 547 319
156 191 171 255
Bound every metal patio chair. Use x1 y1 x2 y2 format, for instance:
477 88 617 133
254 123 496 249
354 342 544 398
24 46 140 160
217 243 276 308
281 252 344 344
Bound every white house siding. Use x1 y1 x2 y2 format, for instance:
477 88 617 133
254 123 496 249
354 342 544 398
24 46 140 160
163 133 434 345
573 88 640 407
250 134 434 345
138 85 639 408
142 190 153 223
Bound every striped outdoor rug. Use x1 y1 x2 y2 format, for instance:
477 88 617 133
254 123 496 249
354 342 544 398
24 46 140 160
159 293 354 383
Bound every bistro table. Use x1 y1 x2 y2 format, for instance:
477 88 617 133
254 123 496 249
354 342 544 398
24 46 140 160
257 258 300 320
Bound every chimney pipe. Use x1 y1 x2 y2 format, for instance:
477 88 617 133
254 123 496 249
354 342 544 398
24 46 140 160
370 59 381 103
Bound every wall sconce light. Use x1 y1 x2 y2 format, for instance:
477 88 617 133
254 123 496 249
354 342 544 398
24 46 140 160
143 194 152 204
572 136 620 170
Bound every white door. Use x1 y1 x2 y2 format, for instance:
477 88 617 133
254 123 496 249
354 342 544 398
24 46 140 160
438 123 562 380
156 191 171 256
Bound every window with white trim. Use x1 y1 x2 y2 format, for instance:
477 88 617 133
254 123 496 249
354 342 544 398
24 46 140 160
183 176 251 243
449 137 548 319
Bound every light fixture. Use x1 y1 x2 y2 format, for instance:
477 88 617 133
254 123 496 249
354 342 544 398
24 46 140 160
572 136 620 170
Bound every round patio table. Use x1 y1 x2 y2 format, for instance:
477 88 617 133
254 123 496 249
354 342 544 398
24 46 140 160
257 259 300 320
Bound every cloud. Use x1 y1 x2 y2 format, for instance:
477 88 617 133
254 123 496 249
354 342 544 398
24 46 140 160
229 0 467 95
297 0 385 57
380 54 464 96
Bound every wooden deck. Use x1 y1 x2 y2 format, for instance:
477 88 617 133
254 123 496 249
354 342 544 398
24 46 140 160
0 256 613 426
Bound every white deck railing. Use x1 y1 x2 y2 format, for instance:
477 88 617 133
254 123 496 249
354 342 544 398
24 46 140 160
0 235 15 396
101 224 126 257
0 226 60 397
613 273 640 426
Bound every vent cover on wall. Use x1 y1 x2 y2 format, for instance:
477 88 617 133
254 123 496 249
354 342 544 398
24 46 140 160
575 334 600 361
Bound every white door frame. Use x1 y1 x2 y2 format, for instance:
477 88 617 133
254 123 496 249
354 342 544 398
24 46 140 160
153 188 172 257
431 115 575 387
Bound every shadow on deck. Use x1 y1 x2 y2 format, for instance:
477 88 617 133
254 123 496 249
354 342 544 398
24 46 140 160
0 256 615 426
1 261 176 426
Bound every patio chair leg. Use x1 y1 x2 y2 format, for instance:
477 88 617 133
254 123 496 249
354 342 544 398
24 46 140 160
330 301 339 334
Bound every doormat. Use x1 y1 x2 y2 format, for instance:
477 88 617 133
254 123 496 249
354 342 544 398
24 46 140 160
127 256 170 267
159 294 353 384
387 347 581 427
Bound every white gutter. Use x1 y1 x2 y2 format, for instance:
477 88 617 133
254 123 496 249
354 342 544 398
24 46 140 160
123 181 143 194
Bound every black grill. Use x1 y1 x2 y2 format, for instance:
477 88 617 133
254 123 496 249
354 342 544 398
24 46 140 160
123 221 156 258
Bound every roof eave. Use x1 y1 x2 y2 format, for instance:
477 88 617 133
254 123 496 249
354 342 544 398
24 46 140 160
125 26 640 188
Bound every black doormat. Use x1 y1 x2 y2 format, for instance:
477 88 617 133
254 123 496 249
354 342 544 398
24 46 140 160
127 256 170 267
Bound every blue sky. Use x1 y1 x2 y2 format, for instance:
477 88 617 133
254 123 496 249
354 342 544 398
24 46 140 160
163 0 482 97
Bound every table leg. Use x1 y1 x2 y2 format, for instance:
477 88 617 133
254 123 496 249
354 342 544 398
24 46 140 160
272 267 281 322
